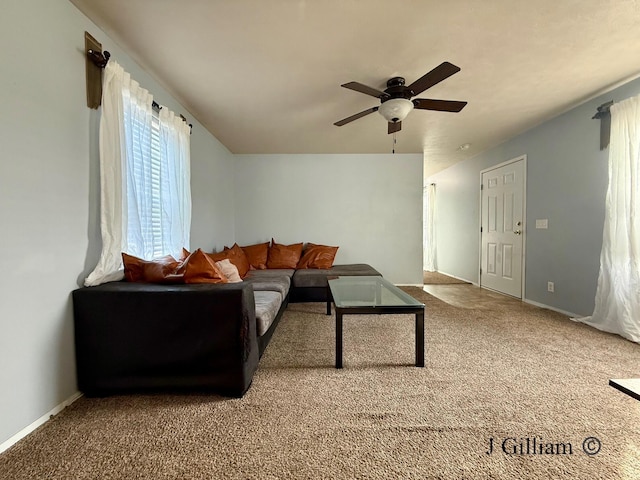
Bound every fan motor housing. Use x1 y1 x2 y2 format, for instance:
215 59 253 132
382 76 414 102
386 77 406 88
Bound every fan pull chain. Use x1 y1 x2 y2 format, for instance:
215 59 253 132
392 131 397 154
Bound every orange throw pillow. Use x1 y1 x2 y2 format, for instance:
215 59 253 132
267 239 303 269
207 250 229 263
122 253 182 283
183 249 228 284
223 243 251 278
172 248 192 277
241 242 270 270
297 243 339 269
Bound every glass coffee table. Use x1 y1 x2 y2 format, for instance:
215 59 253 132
328 276 425 368
609 378 640 401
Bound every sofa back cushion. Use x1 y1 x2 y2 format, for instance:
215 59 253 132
297 243 339 269
241 242 270 270
223 243 251 278
267 239 303 269
207 251 228 263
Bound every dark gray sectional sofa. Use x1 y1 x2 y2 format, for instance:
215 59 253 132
72 264 380 398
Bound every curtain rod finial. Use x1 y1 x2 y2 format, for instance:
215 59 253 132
87 49 110 68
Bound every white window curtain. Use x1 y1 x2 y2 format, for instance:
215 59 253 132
85 60 191 287
424 183 437 272
575 94 640 343
157 107 191 259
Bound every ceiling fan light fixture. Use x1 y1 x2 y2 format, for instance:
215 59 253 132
378 98 414 123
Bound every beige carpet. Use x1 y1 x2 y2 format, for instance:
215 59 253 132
1 287 639 479
424 271 471 284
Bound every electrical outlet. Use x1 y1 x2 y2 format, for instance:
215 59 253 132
547 281 555 293
536 219 549 229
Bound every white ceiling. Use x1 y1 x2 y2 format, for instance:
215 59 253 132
70 0 640 176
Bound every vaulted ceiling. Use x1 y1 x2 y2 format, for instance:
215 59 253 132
70 0 640 175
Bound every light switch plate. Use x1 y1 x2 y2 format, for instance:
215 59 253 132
536 219 548 229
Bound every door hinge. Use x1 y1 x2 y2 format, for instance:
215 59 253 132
480 184 484 190
480 268 482 274
480 226 483 233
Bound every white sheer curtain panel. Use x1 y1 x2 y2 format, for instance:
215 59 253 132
424 183 437 272
158 107 192 260
122 75 155 260
85 61 151 286
575 94 640 343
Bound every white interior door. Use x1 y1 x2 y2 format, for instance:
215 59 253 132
480 158 525 298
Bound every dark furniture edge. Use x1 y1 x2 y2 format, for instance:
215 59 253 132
609 379 640 402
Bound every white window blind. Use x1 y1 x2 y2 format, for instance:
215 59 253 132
123 98 190 262
126 108 165 259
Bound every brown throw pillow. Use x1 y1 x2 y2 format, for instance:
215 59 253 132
241 242 270 270
267 239 303 269
172 248 192 277
207 250 229 263
223 243 251 278
297 243 339 269
183 249 228 284
122 253 182 283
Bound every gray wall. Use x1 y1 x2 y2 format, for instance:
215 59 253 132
428 76 640 316
234 154 424 284
0 0 234 447
0 3 422 448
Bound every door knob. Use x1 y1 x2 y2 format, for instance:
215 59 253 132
514 230 522 235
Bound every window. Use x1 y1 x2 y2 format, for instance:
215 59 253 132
85 60 191 286
126 107 165 259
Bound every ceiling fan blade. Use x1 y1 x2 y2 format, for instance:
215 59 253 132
341 82 388 99
413 98 467 112
334 106 379 126
388 121 402 134
407 62 461 96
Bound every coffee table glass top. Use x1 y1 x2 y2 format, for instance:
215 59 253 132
329 276 424 309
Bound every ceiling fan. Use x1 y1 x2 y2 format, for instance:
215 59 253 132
334 62 467 134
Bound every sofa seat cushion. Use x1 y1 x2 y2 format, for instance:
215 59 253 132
244 276 291 301
245 269 295 279
254 291 283 336
292 264 381 288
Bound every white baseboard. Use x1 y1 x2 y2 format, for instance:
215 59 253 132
431 270 478 286
0 391 83 454
522 298 580 318
396 283 424 287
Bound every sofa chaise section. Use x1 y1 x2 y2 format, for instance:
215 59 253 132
290 264 382 302
73 281 263 398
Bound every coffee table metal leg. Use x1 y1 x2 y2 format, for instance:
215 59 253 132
326 285 332 315
416 310 424 367
336 310 343 368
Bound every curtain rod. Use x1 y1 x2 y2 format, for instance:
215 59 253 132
86 49 193 132
592 100 614 119
87 49 110 68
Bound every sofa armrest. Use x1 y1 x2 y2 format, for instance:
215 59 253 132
72 281 259 397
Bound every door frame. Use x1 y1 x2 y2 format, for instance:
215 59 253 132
478 154 527 298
